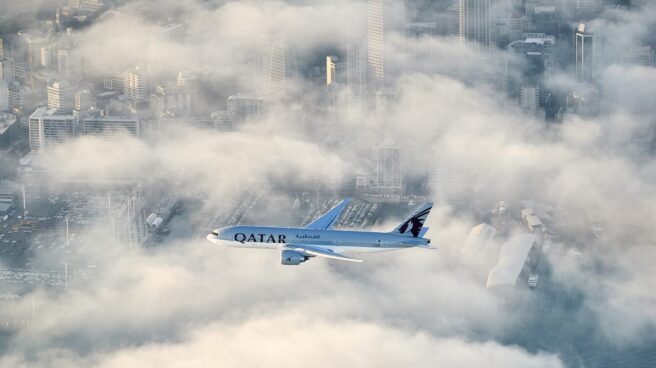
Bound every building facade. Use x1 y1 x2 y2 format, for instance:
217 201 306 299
28 107 76 151
459 0 491 48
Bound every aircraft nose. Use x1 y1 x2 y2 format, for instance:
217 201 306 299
207 229 221 243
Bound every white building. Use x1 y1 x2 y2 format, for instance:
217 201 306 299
28 107 76 151
462 223 497 255
367 0 385 87
260 39 286 98
486 234 536 289
47 81 76 114
123 65 149 101
459 0 490 49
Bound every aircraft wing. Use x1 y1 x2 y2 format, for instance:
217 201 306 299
304 199 351 230
284 244 364 263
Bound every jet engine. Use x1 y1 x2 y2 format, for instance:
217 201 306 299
281 250 308 265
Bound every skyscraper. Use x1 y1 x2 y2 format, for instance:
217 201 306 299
326 56 337 85
123 65 149 101
260 40 286 98
367 0 385 88
0 58 15 84
47 81 76 114
346 42 366 105
0 80 8 112
459 0 490 48
376 144 401 190
57 49 70 79
575 23 602 83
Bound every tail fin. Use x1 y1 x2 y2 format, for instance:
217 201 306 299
390 202 433 238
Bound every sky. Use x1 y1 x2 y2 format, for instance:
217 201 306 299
1 0 656 367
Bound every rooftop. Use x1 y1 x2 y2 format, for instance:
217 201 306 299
486 234 536 289
0 113 17 135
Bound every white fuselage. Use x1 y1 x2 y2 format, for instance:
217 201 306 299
207 225 429 254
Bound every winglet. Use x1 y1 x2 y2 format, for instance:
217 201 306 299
305 199 351 230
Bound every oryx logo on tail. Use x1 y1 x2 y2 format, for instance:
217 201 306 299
391 203 433 238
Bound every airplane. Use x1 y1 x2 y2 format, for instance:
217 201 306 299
206 199 435 265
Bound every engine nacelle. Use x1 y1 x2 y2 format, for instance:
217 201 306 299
281 250 308 265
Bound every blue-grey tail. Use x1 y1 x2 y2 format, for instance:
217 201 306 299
390 202 433 238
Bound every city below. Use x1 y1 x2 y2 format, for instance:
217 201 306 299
0 0 654 367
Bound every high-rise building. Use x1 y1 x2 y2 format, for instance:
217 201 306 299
12 62 26 83
57 49 71 78
80 0 104 12
8 84 35 112
227 94 264 123
82 115 139 138
47 81 76 114
150 84 192 121
519 85 540 113
39 45 52 68
376 144 402 190
176 71 198 90
25 37 48 68
326 56 337 85
0 58 15 84
367 0 385 88
0 38 4 59
575 23 602 83
459 0 491 48
448 5 460 36
576 0 604 17
0 80 8 111
104 71 124 91
346 42 366 105
123 65 149 101
28 107 76 151
260 40 286 98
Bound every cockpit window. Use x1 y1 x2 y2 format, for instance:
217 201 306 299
212 231 219 236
